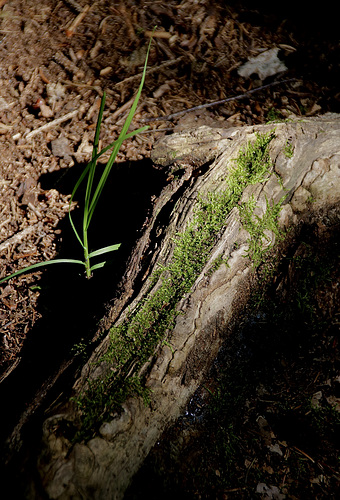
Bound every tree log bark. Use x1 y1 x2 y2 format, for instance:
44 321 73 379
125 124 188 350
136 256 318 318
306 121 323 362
8 114 340 499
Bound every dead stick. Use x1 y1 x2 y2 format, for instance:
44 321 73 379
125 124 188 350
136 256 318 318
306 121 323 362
114 57 184 88
0 223 43 255
65 4 90 37
25 105 86 139
292 445 315 463
141 78 297 123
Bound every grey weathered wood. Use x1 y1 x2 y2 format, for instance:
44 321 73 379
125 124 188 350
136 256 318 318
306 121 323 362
18 114 340 499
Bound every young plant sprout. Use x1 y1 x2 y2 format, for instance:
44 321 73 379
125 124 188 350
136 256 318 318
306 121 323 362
0 36 153 284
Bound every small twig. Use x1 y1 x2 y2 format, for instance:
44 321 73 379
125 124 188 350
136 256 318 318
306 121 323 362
141 78 297 123
0 123 12 133
114 56 184 88
0 357 21 384
39 67 51 84
65 4 90 37
53 51 79 74
62 0 83 14
144 30 172 39
110 97 135 122
245 457 256 483
0 223 43 255
25 105 86 139
223 487 247 493
292 445 315 463
61 79 102 94
116 4 137 41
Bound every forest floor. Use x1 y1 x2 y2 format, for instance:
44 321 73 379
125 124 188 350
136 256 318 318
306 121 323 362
0 0 339 498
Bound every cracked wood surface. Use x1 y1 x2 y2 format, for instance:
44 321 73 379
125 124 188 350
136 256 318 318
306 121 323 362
10 115 340 499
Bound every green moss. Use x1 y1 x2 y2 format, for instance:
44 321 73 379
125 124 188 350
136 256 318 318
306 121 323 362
206 255 229 277
284 138 294 158
239 194 285 267
266 107 283 123
74 130 286 440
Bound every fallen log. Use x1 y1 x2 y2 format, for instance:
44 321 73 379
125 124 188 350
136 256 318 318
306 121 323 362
7 114 340 499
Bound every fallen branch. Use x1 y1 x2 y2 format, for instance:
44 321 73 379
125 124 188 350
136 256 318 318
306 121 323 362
0 222 43 255
141 78 296 123
25 105 86 140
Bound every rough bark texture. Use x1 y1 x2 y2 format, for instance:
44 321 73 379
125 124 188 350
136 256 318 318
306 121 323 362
13 115 340 499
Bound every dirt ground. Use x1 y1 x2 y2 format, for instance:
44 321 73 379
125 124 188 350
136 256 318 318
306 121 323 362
0 0 339 496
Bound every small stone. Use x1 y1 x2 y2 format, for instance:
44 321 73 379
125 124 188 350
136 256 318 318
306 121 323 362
238 48 287 80
256 483 286 499
100 66 113 77
268 443 283 456
311 390 323 408
51 136 72 161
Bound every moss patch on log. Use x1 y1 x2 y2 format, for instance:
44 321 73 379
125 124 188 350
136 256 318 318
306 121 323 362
74 130 285 441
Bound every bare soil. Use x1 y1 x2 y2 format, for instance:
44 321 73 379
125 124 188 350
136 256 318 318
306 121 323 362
0 0 339 496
